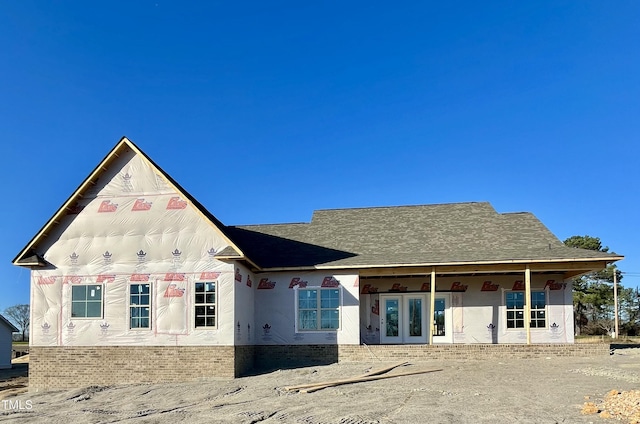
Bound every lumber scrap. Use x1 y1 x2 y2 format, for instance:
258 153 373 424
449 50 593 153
283 361 408 392
300 368 442 393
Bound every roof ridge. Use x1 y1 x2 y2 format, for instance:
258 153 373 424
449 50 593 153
313 201 491 213
232 222 309 228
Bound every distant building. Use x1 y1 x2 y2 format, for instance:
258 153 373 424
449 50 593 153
0 314 18 369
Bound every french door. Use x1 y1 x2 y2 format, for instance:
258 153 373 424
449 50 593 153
380 294 427 344
380 293 452 344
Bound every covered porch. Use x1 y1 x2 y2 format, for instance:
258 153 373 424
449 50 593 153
358 260 612 345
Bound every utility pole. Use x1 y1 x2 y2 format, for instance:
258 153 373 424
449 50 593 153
614 268 619 339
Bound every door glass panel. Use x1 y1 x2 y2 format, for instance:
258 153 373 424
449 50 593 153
434 298 445 336
408 298 422 337
385 299 399 337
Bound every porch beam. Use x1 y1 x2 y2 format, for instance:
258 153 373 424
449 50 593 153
429 267 436 345
525 265 532 345
358 261 609 277
562 269 598 280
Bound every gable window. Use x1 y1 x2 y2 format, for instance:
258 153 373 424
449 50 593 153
297 288 341 331
195 281 216 328
130 283 151 329
505 291 546 329
71 285 103 318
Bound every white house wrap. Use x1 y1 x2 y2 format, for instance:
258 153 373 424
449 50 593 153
13 137 622 389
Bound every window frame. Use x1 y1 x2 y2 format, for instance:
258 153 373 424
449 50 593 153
129 282 152 330
71 284 104 319
504 289 548 330
294 286 342 333
194 280 218 329
529 291 547 329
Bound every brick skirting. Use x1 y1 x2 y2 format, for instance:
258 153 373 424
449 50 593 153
29 346 236 391
28 343 610 390
337 343 610 362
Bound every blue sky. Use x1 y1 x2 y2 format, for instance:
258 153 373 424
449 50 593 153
1 1 639 312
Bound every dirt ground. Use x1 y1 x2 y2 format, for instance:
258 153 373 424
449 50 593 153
1 347 639 423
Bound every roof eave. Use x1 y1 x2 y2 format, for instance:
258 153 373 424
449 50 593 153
0 316 19 333
215 255 263 272
256 255 624 273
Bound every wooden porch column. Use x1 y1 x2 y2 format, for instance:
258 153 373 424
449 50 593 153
429 267 436 344
525 265 531 345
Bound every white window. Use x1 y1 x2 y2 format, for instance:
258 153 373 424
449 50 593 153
71 285 103 318
296 288 341 331
433 298 446 336
195 281 216 328
530 291 547 328
129 283 151 329
505 291 546 329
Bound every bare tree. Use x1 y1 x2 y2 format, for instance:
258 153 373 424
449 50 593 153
4 304 29 342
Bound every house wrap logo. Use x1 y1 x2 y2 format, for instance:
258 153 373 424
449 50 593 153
37 276 56 285
164 273 185 281
130 273 150 282
321 276 340 288
97 274 116 283
361 284 378 294
136 250 147 264
235 269 243 283
200 271 220 280
166 196 187 210
451 282 468 292
289 277 308 289
390 283 407 292
69 252 79 265
164 284 185 297
545 280 566 290
103 251 112 265
257 278 276 289
63 275 84 284
512 280 525 290
98 200 118 213
132 198 152 211
481 281 499 291
171 249 183 266
122 172 133 192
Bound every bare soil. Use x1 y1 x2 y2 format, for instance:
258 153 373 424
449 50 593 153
2 347 640 423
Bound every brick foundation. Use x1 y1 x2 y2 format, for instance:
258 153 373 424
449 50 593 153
254 344 339 371
234 345 255 376
29 343 610 390
337 343 610 362
29 346 236 391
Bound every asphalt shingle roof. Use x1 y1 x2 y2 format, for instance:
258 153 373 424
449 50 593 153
225 202 618 269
